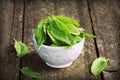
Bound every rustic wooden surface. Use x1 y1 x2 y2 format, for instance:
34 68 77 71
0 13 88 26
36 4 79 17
0 0 120 80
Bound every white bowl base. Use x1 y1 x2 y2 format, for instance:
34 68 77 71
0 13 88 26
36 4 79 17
46 62 73 68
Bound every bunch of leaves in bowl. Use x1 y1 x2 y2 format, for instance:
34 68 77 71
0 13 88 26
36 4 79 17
35 15 95 47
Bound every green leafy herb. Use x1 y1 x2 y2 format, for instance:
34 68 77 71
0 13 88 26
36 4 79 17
47 29 62 46
70 35 83 45
14 39 28 57
20 67 41 79
48 21 71 45
67 24 80 35
79 31 96 38
52 16 70 34
35 21 46 45
54 15 80 26
34 15 96 47
91 57 108 75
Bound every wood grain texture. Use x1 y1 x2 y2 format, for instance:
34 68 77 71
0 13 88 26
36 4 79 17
21 0 100 80
54 0 101 80
88 0 120 80
0 0 119 80
21 0 55 80
0 0 24 80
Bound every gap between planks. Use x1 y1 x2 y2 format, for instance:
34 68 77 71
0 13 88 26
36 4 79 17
86 0 104 80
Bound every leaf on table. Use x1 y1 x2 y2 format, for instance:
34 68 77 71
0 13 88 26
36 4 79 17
20 67 41 79
91 57 108 76
14 39 28 57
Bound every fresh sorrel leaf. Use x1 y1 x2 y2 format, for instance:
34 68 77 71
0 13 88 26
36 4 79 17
52 16 70 34
91 57 108 75
48 27 71 45
20 67 41 79
67 24 80 35
50 44 58 47
14 39 28 57
80 31 96 38
71 35 83 45
54 15 80 26
35 23 46 45
47 29 62 46
34 15 95 48
48 18 71 45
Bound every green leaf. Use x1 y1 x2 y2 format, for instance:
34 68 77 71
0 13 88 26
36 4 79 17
91 57 108 75
52 16 70 34
48 18 71 45
47 29 62 46
67 24 80 35
34 15 95 48
70 35 83 45
35 23 46 45
54 15 80 27
14 39 28 57
63 45 72 48
20 67 41 79
80 31 96 38
50 44 58 47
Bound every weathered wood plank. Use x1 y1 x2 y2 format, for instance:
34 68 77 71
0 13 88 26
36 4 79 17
21 0 55 80
54 0 101 80
0 0 14 79
88 0 120 80
56 0 100 80
21 0 101 80
0 0 24 80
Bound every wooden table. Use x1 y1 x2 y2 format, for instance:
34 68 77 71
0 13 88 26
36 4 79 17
0 0 120 80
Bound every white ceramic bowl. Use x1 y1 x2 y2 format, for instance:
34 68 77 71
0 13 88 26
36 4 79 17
33 36 85 68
